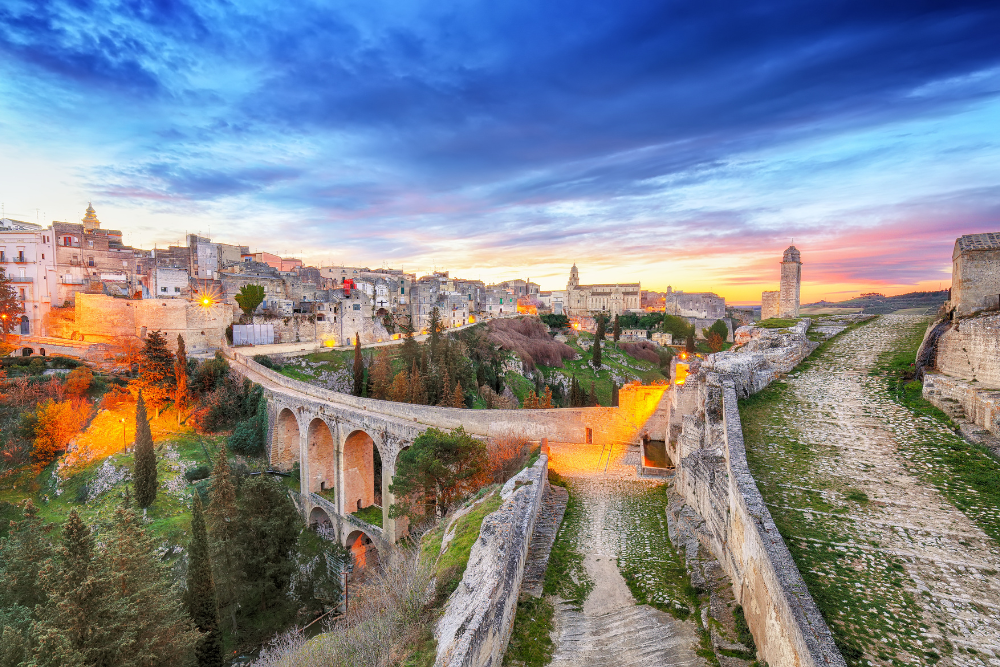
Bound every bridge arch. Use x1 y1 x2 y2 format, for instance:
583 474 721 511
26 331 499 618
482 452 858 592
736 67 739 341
342 429 380 515
309 506 333 530
344 528 380 570
273 407 300 470
307 417 336 494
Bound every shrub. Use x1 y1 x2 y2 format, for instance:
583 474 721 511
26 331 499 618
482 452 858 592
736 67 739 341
486 317 575 370
486 430 531 483
185 465 211 483
620 341 661 364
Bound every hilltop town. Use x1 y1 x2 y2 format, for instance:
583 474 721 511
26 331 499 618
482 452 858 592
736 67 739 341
0 205 741 359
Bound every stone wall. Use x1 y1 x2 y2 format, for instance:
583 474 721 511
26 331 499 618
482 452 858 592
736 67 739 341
666 320 846 667
930 313 1000 389
923 372 1000 437
435 456 548 667
951 243 1000 317
761 290 780 321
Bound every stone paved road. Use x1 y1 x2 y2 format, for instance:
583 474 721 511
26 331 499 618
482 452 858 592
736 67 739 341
547 442 705 667
748 315 1000 667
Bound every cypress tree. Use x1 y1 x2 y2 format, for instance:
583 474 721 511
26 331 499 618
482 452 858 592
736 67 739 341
207 444 241 633
409 359 425 405
438 365 452 406
352 335 364 397
187 495 223 667
428 307 442 362
452 382 465 408
542 385 553 409
613 314 621 343
588 382 598 407
133 392 157 508
592 331 602 368
175 334 188 425
685 326 696 354
612 382 620 407
0 499 53 613
235 475 300 613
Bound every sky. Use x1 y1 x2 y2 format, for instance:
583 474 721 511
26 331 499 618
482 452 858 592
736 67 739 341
1 0 998 304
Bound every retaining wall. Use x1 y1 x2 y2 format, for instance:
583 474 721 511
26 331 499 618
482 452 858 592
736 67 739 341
923 372 1000 437
667 320 846 667
931 313 1000 389
435 456 548 667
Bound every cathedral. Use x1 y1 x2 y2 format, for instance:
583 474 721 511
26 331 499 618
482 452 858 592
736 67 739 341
564 264 640 317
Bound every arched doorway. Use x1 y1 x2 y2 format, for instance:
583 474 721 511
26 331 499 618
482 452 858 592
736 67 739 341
273 408 300 470
345 529 379 570
307 418 335 494
21 347 31 356
343 430 377 516
19 316 29 335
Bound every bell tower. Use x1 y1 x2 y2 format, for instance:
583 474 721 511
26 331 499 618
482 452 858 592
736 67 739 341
82 202 101 232
779 246 801 318
567 263 580 290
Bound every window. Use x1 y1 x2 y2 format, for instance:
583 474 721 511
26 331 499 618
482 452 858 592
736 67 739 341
41 254 44 260
352 303 360 310
88 240 93 248
161 287 168 293
88 257 95 267
63 237 72 246
174 287 181 293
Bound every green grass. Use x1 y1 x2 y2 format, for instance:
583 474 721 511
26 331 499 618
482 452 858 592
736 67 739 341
352 503 384 528
537 336 667 406
617 483 700 621
435 491 503 598
503 595 555 667
739 316 945 667
540 484 592 608
875 318 1000 544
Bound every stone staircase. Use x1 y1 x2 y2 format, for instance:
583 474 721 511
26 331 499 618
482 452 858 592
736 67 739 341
521 482 568 597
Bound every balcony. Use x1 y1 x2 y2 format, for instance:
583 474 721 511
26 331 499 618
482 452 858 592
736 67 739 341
60 276 86 285
10 276 33 283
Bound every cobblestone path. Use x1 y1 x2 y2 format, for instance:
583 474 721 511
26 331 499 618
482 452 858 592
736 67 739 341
546 442 705 667
744 315 1000 667
522 482 568 597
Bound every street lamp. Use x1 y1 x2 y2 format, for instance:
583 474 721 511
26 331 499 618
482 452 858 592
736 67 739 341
120 418 127 453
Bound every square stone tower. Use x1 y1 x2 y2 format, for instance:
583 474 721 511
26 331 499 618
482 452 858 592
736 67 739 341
779 246 801 318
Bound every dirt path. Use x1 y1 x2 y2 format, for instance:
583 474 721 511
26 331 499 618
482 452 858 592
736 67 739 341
745 315 1000 666
547 442 705 667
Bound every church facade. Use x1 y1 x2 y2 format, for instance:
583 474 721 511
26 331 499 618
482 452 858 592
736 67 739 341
564 264 641 317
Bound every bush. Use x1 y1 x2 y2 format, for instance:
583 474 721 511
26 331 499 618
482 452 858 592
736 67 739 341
191 352 230 394
229 395 267 456
195 375 260 433
185 465 211 483
486 317 575 370
620 341 661 364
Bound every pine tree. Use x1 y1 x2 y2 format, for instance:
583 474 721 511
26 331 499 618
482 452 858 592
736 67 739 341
428 307 442 363
0 499 53 614
133 392 157 508
613 314 621 343
409 359 426 405
525 390 540 409
389 370 410 403
438 365 452 407
134 330 175 418
207 444 241 634
32 510 99 666
400 328 419 371
175 334 188 424
569 377 579 407
451 382 465 408
188 495 223 667
235 475 300 612
370 350 393 400
100 501 199 665
352 335 364 397
542 385 553 409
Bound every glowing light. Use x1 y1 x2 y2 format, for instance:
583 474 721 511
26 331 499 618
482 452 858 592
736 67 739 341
675 362 689 386
468 315 476 323
391 334 400 340
192 283 222 309
323 339 338 347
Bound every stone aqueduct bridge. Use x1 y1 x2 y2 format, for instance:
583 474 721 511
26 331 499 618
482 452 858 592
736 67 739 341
225 350 670 562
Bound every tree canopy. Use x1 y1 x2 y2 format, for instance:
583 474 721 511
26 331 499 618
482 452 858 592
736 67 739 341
234 284 265 319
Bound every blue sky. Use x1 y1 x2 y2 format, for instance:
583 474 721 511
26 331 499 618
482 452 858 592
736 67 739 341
1 0 998 302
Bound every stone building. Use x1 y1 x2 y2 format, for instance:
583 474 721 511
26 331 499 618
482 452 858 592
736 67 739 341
760 246 802 319
564 264 641 317
665 291 726 320
0 217 57 336
949 232 1000 316
51 205 141 306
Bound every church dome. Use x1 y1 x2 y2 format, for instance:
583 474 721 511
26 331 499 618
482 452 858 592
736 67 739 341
782 246 801 263
82 202 100 229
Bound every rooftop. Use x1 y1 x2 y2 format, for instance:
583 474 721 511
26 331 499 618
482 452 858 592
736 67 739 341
956 232 1000 253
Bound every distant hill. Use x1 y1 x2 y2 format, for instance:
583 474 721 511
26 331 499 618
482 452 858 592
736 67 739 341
803 290 948 315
